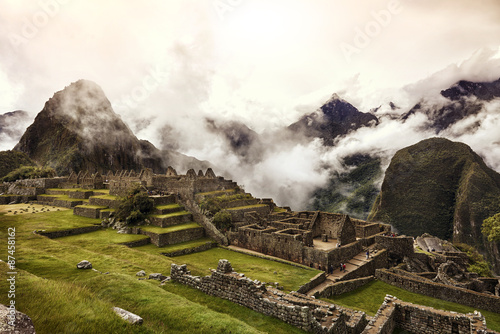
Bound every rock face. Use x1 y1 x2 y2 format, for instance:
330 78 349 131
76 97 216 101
112 307 143 325
0 304 36 334
288 93 378 145
14 80 166 175
76 260 92 269
369 138 500 273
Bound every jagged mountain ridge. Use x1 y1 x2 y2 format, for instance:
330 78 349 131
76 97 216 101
402 77 500 132
13 80 208 175
288 93 379 146
368 138 500 272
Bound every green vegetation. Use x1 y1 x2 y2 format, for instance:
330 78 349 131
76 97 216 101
173 248 320 292
310 155 381 219
212 210 232 231
324 280 500 331
482 212 500 242
134 238 216 256
454 243 493 277
2 165 56 182
140 222 201 234
199 193 253 217
0 150 36 178
116 186 154 225
152 211 191 219
0 206 317 333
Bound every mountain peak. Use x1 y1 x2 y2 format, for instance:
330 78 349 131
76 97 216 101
440 77 500 101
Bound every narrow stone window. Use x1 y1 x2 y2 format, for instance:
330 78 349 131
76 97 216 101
427 316 433 327
405 310 411 321
451 322 459 334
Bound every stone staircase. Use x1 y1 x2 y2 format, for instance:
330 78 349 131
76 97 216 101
306 246 382 297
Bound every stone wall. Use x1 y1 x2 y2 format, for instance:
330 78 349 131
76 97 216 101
73 206 103 219
161 241 216 257
171 260 349 333
374 235 414 258
227 205 270 222
340 250 388 282
363 295 498 334
120 237 151 248
318 276 375 298
37 225 101 239
0 195 36 204
375 268 500 314
141 227 205 247
88 197 121 209
296 272 326 294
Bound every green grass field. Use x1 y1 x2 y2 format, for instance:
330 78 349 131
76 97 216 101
0 207 314 333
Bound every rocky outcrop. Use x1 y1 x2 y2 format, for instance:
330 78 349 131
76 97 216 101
112 307 143 325
0 304 36 334
76 260 92 269
369 138 500 273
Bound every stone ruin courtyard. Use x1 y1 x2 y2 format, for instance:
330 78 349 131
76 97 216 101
1 167 499 333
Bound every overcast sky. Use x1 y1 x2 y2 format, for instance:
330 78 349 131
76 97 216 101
2 0 500 128
2 0 500 208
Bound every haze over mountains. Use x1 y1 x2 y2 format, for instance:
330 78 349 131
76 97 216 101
2 70 500 215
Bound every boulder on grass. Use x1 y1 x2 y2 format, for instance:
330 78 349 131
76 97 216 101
112 307 143 325
0 303 36 334
76 260 92 269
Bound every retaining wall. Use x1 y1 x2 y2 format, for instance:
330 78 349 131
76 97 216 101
141 227 205 247
318 276 375 298
37 225 101 239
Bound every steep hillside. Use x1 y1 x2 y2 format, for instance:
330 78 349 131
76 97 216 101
0 150 36 178
288 94 378 145
12 80 210 175
368 138 500 271
310 154 382 219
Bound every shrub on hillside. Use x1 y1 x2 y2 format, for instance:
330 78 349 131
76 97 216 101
482 213 500 242
213 210 232 231
2 165 56 182
116 186 154 225
454 243 493 277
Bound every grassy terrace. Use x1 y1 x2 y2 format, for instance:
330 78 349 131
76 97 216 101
89 194 119 200
226 204 267 211
151 210 191 218
324 280 500 332
155 204 183 210
75 204 108 209
134 238 216 255
57 229 149 246
140 222 201 234
0 206 313 333
173 248 320 292
196 189 236 197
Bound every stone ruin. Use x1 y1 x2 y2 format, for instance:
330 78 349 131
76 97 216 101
171 259 499 334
